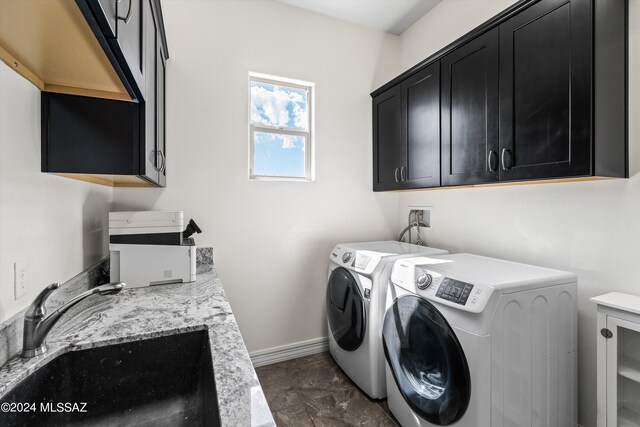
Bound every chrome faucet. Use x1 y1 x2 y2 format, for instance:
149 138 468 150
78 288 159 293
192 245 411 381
21 282 125 358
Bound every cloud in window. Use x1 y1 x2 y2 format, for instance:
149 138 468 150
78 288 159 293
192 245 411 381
251 81 308 130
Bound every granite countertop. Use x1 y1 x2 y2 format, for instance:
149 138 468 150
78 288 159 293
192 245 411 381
0 261 275 427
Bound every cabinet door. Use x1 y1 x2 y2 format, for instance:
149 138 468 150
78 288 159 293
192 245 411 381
140 0 158 184
604 316 640 426
401 62 440 189
156 36 166 187
373 86 403 191
116 0 145 96
441 28 499 186
499 0 591 181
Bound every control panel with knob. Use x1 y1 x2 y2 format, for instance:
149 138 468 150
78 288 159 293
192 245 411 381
416 273 432 290
342 252 352 263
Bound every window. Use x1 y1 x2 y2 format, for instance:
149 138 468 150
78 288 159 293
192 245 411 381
249 73 313 181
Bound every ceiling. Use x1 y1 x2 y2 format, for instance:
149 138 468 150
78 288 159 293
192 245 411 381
274 0 441 35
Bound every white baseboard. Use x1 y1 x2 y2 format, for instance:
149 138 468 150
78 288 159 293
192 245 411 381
250 337 329 367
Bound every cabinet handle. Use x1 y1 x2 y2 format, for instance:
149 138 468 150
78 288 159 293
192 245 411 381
117 0 133 24
154 150 165 173
394 168 400 183
159 150 166 174
501 148 512 171
155 151 162 171
400 166 406 181
487 150 497 172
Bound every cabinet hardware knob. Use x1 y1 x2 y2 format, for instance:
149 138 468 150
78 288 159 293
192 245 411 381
117 0 133 24
600 328 613 339
400 166 406 181
394 168 400 183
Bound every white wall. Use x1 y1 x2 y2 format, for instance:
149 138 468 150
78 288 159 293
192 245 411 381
113 0 401 353
0 62 112 323
397 1 640 425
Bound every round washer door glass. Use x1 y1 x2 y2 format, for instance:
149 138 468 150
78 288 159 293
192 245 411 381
383 295 471 425
326 267 366 351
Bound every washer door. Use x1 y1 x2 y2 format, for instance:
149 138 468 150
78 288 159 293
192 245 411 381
326 267 366 351
383 295 471 425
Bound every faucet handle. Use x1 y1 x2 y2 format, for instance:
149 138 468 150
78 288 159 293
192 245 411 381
24 283 59 320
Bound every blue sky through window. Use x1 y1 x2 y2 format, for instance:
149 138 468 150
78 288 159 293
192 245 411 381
253 132 305 177
251 79 309 178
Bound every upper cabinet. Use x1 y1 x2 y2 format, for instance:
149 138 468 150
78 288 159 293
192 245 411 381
373 86 402 191
373 62 440 191
402 62 441 189
498 0 591 181
441 28 499 187
371 0 628 192
42 0 168 188
1 0 168 187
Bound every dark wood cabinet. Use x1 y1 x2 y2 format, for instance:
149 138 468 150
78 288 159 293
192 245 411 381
498 0 591 181
156 34 167 187
441 28 499 186
373 63 440 191
142 0 158 185
113 0 145 97
402 62 440 189
371 0 627 192
41 0 168 187
373 86 402 191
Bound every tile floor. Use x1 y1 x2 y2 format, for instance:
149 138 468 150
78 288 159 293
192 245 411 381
255 352 399 426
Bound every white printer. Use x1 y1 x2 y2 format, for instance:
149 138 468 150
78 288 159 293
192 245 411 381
109 211 202 289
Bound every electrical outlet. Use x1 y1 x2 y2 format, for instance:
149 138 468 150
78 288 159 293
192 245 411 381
14 261 27 300
407 206 434 231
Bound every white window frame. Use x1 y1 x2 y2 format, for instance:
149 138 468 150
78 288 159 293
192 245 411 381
248 72 314 182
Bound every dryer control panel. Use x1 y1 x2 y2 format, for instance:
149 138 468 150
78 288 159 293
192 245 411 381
331 246 390 275
435 278 474 305
392 257 494 313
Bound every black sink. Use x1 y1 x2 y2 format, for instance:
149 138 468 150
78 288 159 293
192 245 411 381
0 330 220 426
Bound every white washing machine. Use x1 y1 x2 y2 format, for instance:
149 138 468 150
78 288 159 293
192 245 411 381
383 254 578 426
326 241 448 399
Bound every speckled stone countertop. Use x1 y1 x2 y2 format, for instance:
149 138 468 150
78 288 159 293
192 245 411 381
0 257 275 427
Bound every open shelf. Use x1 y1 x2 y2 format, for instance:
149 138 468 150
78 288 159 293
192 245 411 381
619 357 640 383
619 407 640 427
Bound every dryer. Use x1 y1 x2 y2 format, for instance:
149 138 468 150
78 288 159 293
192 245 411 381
383 254 577 426
326 241 448 399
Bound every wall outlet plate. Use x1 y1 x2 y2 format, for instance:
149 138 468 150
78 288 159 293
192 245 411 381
14 260 27 299
407 206 433 231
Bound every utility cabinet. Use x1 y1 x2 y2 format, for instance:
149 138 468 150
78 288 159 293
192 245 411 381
373 62 440 191
40 0 168 187
371 0 628 191
592 293 640 426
